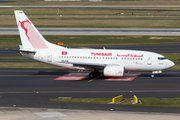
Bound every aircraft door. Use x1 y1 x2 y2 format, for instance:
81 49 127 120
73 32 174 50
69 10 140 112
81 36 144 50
47 52 52 62
147 55 152 65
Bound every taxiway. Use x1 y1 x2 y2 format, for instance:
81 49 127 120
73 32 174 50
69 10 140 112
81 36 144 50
1 28 180 36
0 68 180 113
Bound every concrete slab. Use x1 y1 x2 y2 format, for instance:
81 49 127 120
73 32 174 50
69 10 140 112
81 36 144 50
0 107 180 120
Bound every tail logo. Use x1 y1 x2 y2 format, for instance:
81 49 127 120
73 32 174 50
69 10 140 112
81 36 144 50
18 19 48 49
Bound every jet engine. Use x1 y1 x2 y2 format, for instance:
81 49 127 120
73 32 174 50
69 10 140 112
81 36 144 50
104 65 124 77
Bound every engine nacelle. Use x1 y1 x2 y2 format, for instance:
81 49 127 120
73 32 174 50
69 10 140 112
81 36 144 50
104 65 124 77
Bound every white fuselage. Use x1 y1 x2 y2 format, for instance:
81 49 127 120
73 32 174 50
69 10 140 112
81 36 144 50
14 10 175 78
21 48 174 72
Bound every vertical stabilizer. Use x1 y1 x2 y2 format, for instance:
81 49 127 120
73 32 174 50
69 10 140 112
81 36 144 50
14 10 64 50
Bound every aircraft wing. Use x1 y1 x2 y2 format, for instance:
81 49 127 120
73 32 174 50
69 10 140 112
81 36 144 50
65 61 106 69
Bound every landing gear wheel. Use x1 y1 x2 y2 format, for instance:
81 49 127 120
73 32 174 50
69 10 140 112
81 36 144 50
89 72 95 79
94 71 99 77
89 71 99 79
151 74 154 78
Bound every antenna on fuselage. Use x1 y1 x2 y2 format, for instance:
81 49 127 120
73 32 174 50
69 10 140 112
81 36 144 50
103 47 106 50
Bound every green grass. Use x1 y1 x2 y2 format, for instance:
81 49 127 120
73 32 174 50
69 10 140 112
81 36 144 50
51 98 111 104
1 35 180 48
0 56 29 59
0 62 60 68
168 64 180 70
2 7 180 28
161 53 180 63
51 97 180 108
45 36 180 46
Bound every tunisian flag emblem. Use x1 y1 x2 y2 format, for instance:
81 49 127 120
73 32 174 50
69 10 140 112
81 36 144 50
62 51 67 55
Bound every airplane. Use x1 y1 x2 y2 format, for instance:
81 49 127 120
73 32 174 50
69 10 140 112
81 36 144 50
13 10 174 79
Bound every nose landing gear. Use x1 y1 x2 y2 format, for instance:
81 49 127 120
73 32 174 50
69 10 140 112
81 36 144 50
151 70 162 78
151 74 155 78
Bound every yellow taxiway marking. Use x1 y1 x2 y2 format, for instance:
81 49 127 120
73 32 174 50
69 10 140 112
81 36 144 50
88 74 103 82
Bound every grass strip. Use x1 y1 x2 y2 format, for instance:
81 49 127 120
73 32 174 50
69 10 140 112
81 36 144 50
168 64 180 70
50 97 180 108
1 35 180 48
161 53 180 63
0 62 60 68
0 56 29 59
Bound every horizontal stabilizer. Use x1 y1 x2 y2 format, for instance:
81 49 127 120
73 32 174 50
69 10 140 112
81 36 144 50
5 48 36 53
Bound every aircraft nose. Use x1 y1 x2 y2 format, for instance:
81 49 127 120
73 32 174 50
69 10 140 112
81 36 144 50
168 60 175 68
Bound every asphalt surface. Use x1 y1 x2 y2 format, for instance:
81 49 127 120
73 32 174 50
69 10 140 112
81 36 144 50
1 28 180 36
0 44 180 113
1 5 180 8
0 68 180 113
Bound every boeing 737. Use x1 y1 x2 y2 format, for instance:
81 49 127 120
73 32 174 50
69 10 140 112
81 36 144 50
13 10 174 78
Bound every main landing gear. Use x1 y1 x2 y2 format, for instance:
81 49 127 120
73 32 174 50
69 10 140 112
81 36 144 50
89 69 99 79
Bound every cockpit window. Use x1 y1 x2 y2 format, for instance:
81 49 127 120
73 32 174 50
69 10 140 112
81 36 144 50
158 57 166 60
